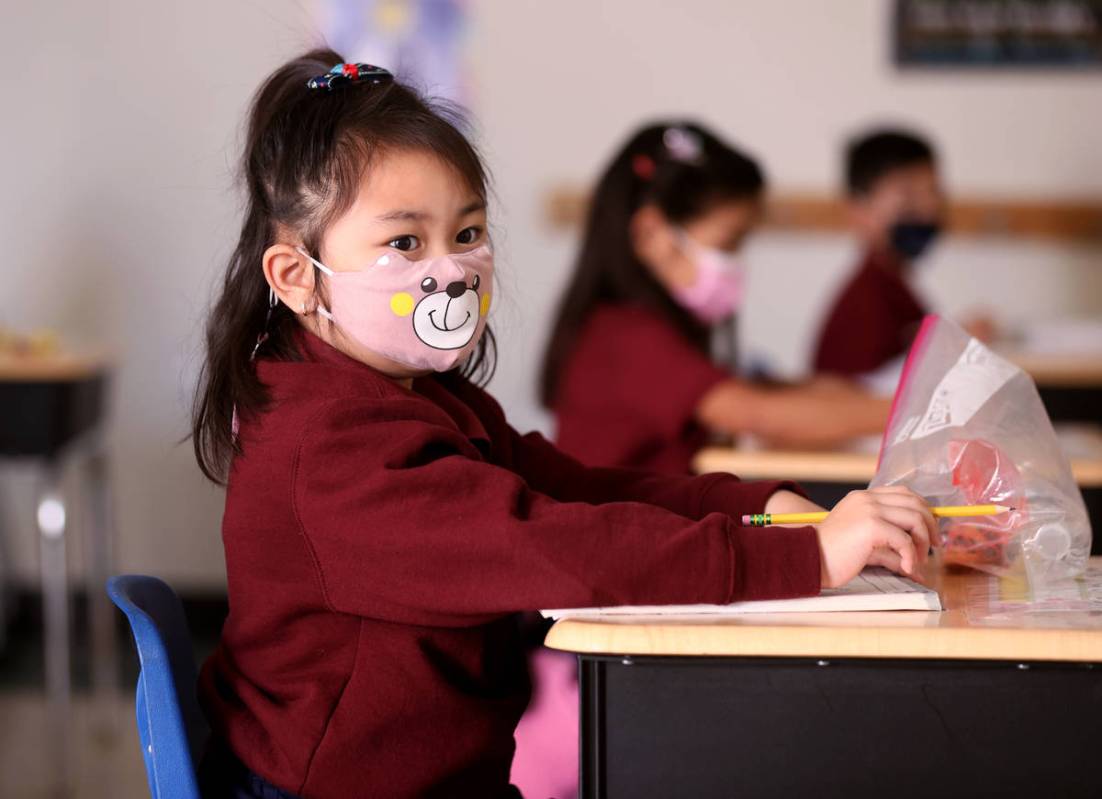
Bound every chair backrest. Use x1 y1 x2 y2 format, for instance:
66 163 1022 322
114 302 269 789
107 575 209 799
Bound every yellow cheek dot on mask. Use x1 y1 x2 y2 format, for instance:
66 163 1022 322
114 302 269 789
480 293 492 317
390 292 415 317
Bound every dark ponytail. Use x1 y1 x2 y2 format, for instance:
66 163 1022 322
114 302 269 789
538 122 764 408
192 48 491 483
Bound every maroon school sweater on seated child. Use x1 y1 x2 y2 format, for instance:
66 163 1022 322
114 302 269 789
552 303 731 475
813 249 927 377
199 329 820 799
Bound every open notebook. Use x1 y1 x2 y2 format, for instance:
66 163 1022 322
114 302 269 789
541 567 941 620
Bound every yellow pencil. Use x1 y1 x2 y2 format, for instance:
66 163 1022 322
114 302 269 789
740 504 1013 527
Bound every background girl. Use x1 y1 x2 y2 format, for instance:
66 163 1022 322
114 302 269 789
541 122 892 475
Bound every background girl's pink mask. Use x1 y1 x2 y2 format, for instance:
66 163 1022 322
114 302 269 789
671 233 746 324
300 244 494 371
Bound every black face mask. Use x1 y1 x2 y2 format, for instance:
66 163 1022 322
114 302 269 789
889 220 941 261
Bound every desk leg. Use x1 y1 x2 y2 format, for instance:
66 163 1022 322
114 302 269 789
579 656 605 799
82 445 117 693
82 443 119 741
37 464 70 797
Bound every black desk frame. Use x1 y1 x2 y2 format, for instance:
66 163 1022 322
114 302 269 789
579 653 1102 799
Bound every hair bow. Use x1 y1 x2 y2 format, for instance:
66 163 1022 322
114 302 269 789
307 62 393 91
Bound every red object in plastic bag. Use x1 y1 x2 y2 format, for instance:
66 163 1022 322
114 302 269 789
948 439 1020 506
942 439 1027 569
941 524 1008 569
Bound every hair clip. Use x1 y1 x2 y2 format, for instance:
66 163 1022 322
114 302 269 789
663 126 703 164
307 62 393 91
632 153 656 181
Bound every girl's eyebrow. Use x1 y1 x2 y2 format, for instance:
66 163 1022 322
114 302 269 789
374 201 484 224
458 200 486 216
376 209 430 222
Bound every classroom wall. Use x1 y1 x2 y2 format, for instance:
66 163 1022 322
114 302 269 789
1 0 1099 588
0 0 322 587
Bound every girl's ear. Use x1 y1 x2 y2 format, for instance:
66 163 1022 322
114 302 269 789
263 244 317 314
630 204 677 269
630 204 697 292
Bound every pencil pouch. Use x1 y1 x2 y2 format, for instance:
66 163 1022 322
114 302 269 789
871 315 1090 585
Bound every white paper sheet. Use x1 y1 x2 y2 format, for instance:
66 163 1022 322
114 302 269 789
541 567 941 620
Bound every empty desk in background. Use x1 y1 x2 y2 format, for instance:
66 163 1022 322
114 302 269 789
694 426 1102 554
1003 350 1102 425
0 354 117 795
545 560 1102 799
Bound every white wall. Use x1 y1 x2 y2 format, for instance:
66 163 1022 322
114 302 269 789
1 0 1099 588
1 0 325 587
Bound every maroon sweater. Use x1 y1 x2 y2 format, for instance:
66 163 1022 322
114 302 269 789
199 331 820 799
553 304 730 474
813 249 927 376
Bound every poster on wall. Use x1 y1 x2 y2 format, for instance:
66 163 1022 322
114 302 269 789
894 0 1102 67
318 0 470 100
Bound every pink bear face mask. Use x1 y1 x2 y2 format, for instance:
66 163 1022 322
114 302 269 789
297 244 494 372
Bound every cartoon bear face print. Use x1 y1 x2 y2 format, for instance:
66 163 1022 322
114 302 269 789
410 272 484 350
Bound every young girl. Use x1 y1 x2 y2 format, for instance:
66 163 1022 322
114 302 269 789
192 51 935 799
540 123 892 475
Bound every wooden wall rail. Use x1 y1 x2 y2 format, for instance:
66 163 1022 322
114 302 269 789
545 186 1102 243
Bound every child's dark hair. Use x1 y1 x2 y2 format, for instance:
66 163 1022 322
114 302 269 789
845 128 936 197
192 48 493 484
539 121 764 408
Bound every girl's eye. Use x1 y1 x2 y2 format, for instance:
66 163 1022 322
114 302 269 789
456 226 481 245
388 235 419 251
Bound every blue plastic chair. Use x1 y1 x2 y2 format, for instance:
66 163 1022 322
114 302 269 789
107 575 209 799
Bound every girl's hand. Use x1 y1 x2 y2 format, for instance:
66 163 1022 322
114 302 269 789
763 489 824 518
816 487 937 588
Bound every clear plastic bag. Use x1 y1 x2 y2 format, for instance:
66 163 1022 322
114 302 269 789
871 315 1090 584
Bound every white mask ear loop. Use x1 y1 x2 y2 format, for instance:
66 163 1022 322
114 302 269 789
295 246 335 320
296 246 335 276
